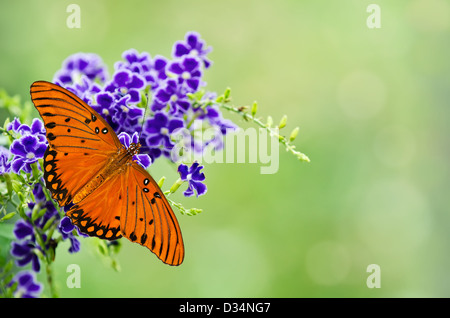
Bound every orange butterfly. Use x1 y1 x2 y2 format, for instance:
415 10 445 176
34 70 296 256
30 81 184 266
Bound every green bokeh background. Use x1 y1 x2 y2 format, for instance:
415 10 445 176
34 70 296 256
1 0 449 297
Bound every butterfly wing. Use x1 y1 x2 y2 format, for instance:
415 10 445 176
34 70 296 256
31 81 184 265
66 162 184 265
121 163 184 266
30 81 122 206
66 170 124 241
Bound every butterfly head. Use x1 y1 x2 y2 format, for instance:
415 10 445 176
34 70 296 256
127 142 141 156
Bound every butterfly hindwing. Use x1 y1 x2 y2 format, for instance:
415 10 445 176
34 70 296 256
120 163 184 266
65 170 124 240
43 147 114 206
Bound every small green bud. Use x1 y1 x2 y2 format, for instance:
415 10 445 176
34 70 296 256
97 240 108 256
251 101 258 117
289 127 300 142
224 87 231 100
11 180 22 194
111 259 121 272
186 208 203 216
278 115 287 129
157 176 166 188
0 212 16 222
215 95 224 103
170 178 184 194
42 215 57 232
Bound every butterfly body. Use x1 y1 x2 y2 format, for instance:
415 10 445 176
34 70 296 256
72 142 140 204
30 81 184 265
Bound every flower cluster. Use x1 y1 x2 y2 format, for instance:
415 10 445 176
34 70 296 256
6 118 47 174
8 271 43 298
52 31 230 174
0 31 245 297
10 177 82 266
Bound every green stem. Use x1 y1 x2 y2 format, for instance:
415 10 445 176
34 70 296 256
46 263 58 298
214 101 310 162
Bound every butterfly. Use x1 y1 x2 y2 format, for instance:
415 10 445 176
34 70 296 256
30 81 184 266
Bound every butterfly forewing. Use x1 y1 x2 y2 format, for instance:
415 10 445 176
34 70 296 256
30 81 121 153
30 81 120 206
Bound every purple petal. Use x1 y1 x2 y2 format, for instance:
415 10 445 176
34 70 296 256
96 92 114 106
154 56 167 70
186 32 200 48
168 118 184 133
192 169 205 182
114 71 131 86
17 271 34 286
173 43 190 57
11 158 26 174
169 62 183 74
155 88 171 104
182 57 199 72
20 135 38 153
11 241 32 257
190 180 207 196
59 216 75 234
34 143 47 159
128 74 145 89
183 184 195 197
31 254 40 272
13 221 34 240
128 89 141 103
30 119 44 135
10 140 26 157
186 79 200 91
178 164 189 180
134 154 151 168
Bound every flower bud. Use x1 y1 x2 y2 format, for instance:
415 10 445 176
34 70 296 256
278 115 287 129
157 176 166 188
224 87 231 100
251 101 258 117
289 127 300 142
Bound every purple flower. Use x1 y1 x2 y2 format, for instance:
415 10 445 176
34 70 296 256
53 52 108 85
172 31 212 68
10 240 41 272
142 112 184 160
59 217 83 253
0 146 11 174
13 220 34 240
9 134 47 174
153 78 191 115
115 49 152 76
118 132 151 169
61 75 103 106
10 271 43 298
93 90 144 136
178 162 207 197
115 49 169 91
104 69 145 104
7 118 47 143
147 55 169 89
168 56 203 93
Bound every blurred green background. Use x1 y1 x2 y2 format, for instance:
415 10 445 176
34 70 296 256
1 0 449 297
